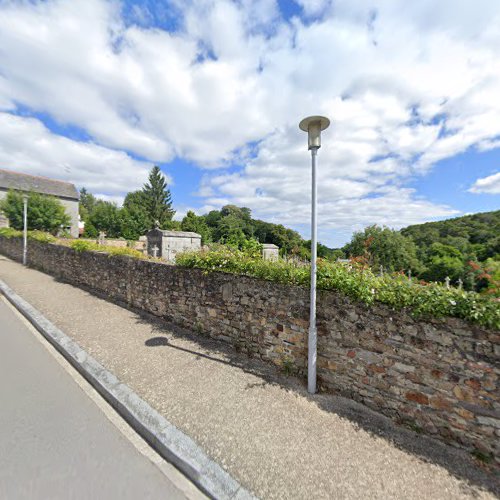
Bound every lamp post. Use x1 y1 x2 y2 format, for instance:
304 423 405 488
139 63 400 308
299 115 330 394
22 194 28 265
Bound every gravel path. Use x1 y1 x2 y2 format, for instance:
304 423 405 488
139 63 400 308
1 256 497 499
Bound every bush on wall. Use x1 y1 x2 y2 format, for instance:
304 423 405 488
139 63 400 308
0 230 498 329
177 248 500 330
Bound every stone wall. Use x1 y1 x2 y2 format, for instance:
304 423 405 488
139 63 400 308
0 235 498 462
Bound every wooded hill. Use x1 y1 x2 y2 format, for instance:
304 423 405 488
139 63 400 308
401 210 499 263
341 210 499 293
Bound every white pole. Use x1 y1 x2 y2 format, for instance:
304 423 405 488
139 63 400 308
308 147 318 394
23 196 28 265
299 115 330 395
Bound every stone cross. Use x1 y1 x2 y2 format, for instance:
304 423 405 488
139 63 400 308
457 278 463 290
407 269 412 282
379 265 384 277
98 231 106 245
152 245 159 258
445 276 450 289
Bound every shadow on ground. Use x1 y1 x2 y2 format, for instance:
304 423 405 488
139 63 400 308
24 271 498 497
137 314 499 497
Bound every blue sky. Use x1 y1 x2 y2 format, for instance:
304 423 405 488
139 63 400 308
0 0 499 247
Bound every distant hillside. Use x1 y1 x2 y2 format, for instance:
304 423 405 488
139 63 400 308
401 210 500 262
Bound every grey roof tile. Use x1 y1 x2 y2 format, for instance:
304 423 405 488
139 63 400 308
0 169 79 199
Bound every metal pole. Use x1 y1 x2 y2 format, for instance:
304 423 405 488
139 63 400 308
308 147 318 394
23 196 28 265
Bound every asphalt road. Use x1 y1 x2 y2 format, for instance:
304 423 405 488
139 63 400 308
0 298 197 500
1 257 497 499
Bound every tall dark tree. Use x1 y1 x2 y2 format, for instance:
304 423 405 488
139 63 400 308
142 166 175 227
79 187 97 221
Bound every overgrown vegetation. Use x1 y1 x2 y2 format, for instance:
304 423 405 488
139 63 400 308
0 227 56 243
1 226 498 328
69 239 146 259
343 213 500 296
400 211 500 293
176 248 500 329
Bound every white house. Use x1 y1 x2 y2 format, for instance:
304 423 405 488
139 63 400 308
0 169 80 237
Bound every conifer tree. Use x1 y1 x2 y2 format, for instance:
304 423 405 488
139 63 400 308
142 166 175 227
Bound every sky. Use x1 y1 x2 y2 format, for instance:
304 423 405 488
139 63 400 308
0 0 499 247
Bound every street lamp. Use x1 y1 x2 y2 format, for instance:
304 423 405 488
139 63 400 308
22 194 28 265
299 115 330 394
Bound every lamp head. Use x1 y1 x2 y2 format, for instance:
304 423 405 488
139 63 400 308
299 115 330 150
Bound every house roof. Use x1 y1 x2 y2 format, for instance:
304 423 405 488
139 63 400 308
0 169 79 200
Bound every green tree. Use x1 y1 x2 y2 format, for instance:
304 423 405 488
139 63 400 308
205 210 222 228
85 200 121 238
142 166 175 227
420 243 464 283
402 210 500 265
215 214 247 244
181 210 212 244
0 190 70 234
482 258 500 296
344 225 421 272
79 187 97 221
161 219 182 230
120 190 151 239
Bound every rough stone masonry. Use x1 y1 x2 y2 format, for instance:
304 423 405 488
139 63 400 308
0 235 498 463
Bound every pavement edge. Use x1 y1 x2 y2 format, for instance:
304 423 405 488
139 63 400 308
0 279 256 500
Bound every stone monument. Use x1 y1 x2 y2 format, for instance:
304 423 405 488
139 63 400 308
146 228 201 262
262 243 279 261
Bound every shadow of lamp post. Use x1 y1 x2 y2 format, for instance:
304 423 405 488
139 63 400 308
299 115 330 395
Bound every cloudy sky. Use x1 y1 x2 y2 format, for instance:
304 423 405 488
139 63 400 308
0 0 499 246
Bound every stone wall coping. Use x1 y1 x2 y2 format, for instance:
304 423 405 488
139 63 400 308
147 229 201 239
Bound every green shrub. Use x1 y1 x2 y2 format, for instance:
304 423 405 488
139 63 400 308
28 230 56 243
0 227 22 238
177 249 500 329
69 239 146 259
0 228 56 243
70 240 99 252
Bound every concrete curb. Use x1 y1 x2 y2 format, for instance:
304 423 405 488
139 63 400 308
0 279 256 500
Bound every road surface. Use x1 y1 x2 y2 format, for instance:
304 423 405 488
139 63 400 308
0 297 201 500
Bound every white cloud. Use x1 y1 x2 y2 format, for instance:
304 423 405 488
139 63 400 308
0 0 499 245
0 112 154 195
469 172 500 194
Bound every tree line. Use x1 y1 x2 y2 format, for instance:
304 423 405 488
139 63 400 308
2 165 497 295
342 212 499 294
79 166 334 258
